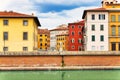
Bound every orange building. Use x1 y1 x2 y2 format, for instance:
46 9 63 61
38 29 50 50
56 34 69 51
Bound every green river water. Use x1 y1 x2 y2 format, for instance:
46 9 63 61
0 70 120 80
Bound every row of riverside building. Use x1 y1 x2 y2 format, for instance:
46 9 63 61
0 0 120 52
38 0 120 51
38 21 84 51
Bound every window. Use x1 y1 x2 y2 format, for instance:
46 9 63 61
100 46 104 50
78 46 82 51
92 35 95 41
40 35 42 37
72 46 75 49
91 25 95 31
23 47 28 51
78 32 82 35
40 43 42 46
118 15 120 22
99 14 105 20
23 20 28 26
40 39 42 42
72 26 74 29
100 25 104 31
111 15 116 22
78 26 81 28
100 35 104 41
23 32 28 40
111 43 116 51
111 26 116 36
3 20 8 25
45 35 47 37
78 38 82 43
3 47 8 51
91 46 95 50
119 43 120 51
91 14 95 20
46 39 47 41
71 38 75 43
118 26 120 36
45 43 47 46
3 32 8 40
72 32 74 36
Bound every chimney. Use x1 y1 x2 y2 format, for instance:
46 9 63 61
4 10 7 12
32 13 34 16
9 10 13 13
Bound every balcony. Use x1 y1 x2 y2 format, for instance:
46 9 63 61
109 35 120 38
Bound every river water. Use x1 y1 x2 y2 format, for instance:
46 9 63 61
0 70 120 80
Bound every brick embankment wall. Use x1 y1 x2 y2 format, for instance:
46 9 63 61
0 56 62 67
64 56 120 66
0 55 120 67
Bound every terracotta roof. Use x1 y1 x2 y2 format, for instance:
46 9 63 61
68 20 84 25
50 24 68 31
38 29 50 34
82 8 108 19
0 11 41 26
0 11 34 17
86 8 106 11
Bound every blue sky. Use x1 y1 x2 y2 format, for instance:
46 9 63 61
0 0 119 29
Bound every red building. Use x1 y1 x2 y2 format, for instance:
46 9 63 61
68 20 84 51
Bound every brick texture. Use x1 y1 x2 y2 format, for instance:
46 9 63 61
0 55 120 67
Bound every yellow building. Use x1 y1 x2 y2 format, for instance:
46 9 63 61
0 11 40 52
38 29 50 50
102 0 120 51
56 34 69 51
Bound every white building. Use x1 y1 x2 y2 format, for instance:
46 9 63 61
50 24 68 51
82 8 109 51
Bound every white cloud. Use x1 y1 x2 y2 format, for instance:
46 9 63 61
39 6 98 29
1 0 120 29
0 0 35 14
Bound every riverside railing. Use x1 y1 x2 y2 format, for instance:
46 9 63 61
0 51 120 56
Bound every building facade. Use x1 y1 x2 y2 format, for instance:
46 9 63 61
102 0 120 51
82 0 120 51
50 24 68 51
56 34 69 51
0 11 40 52
68 21 84 51
38 29 50 50
82 8 109 51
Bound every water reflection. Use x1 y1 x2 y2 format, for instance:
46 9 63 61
0 70 120 80
62 72 65 80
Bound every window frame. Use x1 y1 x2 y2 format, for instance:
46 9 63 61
100 35 104 41
3 47 8 51
3 32 8 40
91 25 95 31
3 20 9 26
91 35 95 42
100 24 104 31
23 47 28 51
23 32 28 40
111 15 116 22
23 20 28 26
91 14 95 20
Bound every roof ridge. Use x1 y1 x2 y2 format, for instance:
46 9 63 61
0 11 35 17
